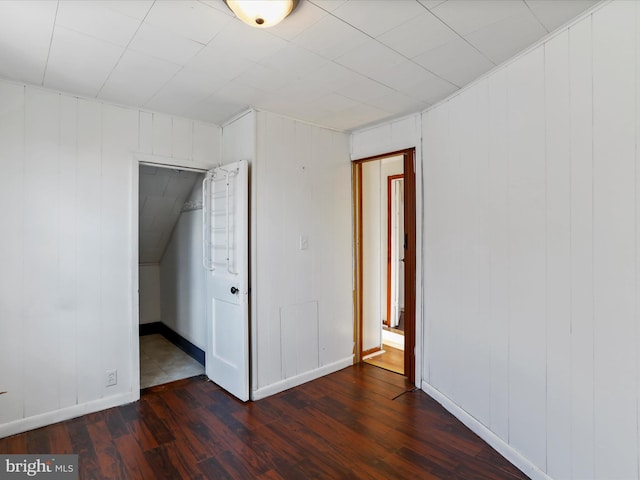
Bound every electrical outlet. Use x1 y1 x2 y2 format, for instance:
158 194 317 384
106 369 117 387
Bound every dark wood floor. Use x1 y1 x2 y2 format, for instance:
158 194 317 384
0 364 529 479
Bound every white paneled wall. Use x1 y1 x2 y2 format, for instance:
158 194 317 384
0 79 220 437
160 177 206 350
418 2 639 479
252 111 352 398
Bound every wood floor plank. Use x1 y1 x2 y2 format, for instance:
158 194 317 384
0 365 529 479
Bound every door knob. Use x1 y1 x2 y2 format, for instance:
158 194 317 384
230 286 239 295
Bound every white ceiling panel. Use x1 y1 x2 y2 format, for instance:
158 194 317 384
317 103 389 131
268 0 328 40
525 0 599 32
215 81 267 106
377 10 458 59
0 0 600 132
298 61 366 93
367 91 428 114
260 44 328 80
187 42 254 80
128 22 204 65
371 60 440 93
183 95 248 124
332 0 426 37
99 50 182 106
56 1 143 47
44 27 124 98
302 93 359 117
334 40 407 80
465 11 548 64
207 20 288 63
294 14 370 60
413 37 495 87
418 0 447 8
144 0 233 44
403 75 458 104
234 64 290 92
95 0 154 21
307 0 348 13
430 0 529 36
337 78 398 104
144 67 227 115
0 1 57 85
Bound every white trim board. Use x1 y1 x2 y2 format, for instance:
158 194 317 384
0 393 135 439
251 357 354 401
421 381 551 480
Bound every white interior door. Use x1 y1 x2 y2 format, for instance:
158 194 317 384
203 160 249 401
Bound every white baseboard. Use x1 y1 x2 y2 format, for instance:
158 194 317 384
0 392 136 439
421 381 551 480
251 356 354 400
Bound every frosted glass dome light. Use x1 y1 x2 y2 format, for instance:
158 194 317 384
224 0 298 28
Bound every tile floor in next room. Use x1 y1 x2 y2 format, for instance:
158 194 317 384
139 334 204 389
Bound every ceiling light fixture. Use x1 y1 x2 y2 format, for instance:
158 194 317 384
224 0 299 28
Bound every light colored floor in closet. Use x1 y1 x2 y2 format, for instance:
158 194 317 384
140 334 204 389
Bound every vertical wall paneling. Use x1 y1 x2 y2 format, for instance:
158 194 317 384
23 89 61 417
568 15 595 480
506 46 547 470
316 128 353 366
159 178 207 349
57 95 78 409
172 117 192 160
636 3 640 476
355 2 640 478
75 99 103 405
101 105 138 397
255 112 284 388
194 122 220 164
0 78 223 437
487 67 510 441
423 104 454 396
138 111 153 154
458 83 491 426
222 112 254 163
253 111 351 398
280 302 320 378
152 113 172 157
293 122 313 304
544 30 572 480
592 2 637 478
0 83 25 424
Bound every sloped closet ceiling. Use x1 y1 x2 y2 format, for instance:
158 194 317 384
0 0 598 131
138 165 201 264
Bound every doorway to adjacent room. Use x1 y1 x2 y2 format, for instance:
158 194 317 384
353 148 416 383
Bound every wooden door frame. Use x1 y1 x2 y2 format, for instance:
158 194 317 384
352 148 416 384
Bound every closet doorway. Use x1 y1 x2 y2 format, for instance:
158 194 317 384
138 163 207 389
353 149 416 383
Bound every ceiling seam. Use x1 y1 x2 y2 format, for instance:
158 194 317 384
41 0 60 86
301 0 458 103
523 0 551 34
95 0 157 100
